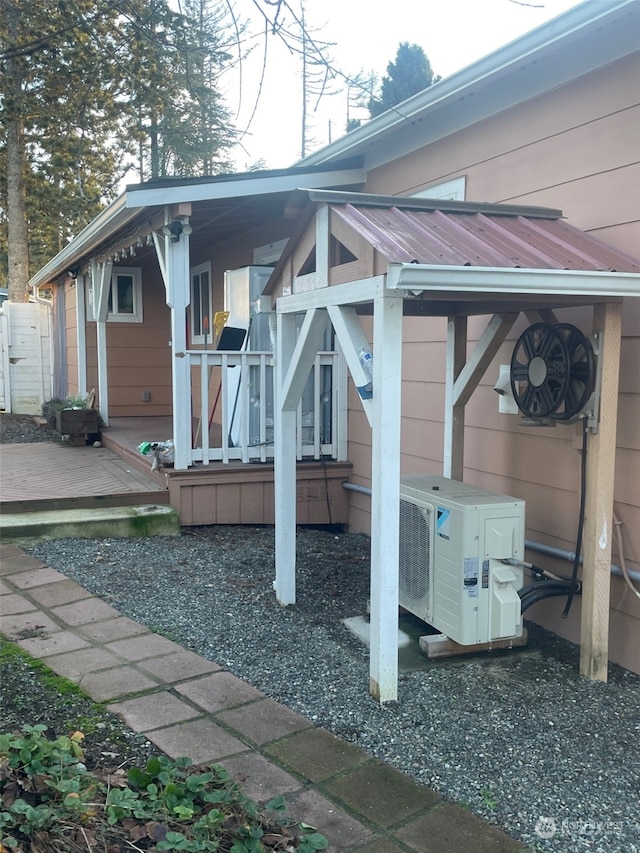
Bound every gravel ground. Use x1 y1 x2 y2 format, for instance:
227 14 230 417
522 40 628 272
3 413 639 852
0 412 62 444
26 530 640 853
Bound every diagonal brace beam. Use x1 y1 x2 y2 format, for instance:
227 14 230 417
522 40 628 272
280 308 330 411
453 312 518 408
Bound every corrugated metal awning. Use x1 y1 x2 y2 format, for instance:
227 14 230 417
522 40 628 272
322 192 640 273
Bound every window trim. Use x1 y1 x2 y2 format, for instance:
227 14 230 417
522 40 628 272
190 261 212 346
87 267 143 323
412 176 466 201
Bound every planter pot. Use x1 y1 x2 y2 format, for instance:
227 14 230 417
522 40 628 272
56 408 99 435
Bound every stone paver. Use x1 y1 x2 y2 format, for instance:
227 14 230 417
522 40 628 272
395 802 529 853
44 647 123 679
27 579 93 607
175 671 264 712
0 554 47 575
76 665 160 702
217 697 313 746
323 762 441 828
0 579 15 594
0 611 62 640
219 752 303 804
348 840 407 853
51 598 122 627
265 727 367 782
76 617 150 643
17 631 90 658
104 633 184 661
285 789 371 851
108 691 201 731
137 650 220 683
145 718 249 764
1 594 37 615
9 567 68 589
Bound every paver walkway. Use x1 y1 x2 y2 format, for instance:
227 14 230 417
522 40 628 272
0 542 532 852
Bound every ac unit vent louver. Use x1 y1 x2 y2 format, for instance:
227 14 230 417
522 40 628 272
399 499 430 604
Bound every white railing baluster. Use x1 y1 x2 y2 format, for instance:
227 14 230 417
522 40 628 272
187 350 339 467
313 356 321 459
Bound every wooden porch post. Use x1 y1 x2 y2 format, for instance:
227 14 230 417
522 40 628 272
369 293 403 703
443 316 467 480
580 301 622 681
274 311 299 605
165 231 191 470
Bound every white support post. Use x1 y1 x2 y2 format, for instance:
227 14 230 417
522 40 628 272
316 204 330 287
75 274 87 397
369 293 403 703
164 230 191 470
274 311 299 605
91 259 112 426
443 316 467 480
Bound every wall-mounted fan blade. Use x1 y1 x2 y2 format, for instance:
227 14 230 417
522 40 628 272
552 323 596 421
510 323 570 418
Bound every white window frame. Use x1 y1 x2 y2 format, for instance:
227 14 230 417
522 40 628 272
87 267 143 323
412 176 466 201
190 261 212 345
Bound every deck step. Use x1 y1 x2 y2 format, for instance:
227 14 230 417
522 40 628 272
0 491 170 515
0 504 180 545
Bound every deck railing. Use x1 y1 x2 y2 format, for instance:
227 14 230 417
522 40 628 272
187 350 339 465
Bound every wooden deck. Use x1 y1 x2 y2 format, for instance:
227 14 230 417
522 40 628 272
0 440 169 514
98 417 353 527
0 418 351 525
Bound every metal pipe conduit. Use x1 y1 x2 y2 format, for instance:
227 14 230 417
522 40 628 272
341 481 640 584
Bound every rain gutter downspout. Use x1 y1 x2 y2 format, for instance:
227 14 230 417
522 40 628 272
341 481 640 583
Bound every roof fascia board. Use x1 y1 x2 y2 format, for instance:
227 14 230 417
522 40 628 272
306 189 563 219
125 166 365 208
387 264 640 299
29 194 140 288
299 0 638 170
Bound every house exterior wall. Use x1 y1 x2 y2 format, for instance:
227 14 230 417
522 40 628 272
345 54 640 673
83 255 173 416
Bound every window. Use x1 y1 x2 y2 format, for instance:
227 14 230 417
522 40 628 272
190 262 212 344
412 176 466 201
87 267 143 323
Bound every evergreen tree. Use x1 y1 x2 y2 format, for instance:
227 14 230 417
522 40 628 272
369 42 440 118
0 0 237 298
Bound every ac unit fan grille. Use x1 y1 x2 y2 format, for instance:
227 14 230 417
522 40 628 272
399 499 430 602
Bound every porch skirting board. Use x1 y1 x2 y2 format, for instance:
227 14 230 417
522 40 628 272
99 420 352 527
167 461 353 526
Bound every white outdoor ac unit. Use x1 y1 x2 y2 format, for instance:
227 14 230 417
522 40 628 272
399 475 526 646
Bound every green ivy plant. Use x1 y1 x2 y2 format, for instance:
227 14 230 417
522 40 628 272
0 726 328 852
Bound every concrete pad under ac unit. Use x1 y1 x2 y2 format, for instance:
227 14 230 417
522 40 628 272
342 615 412 649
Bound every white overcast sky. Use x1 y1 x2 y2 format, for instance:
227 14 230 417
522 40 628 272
223 0 586 170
